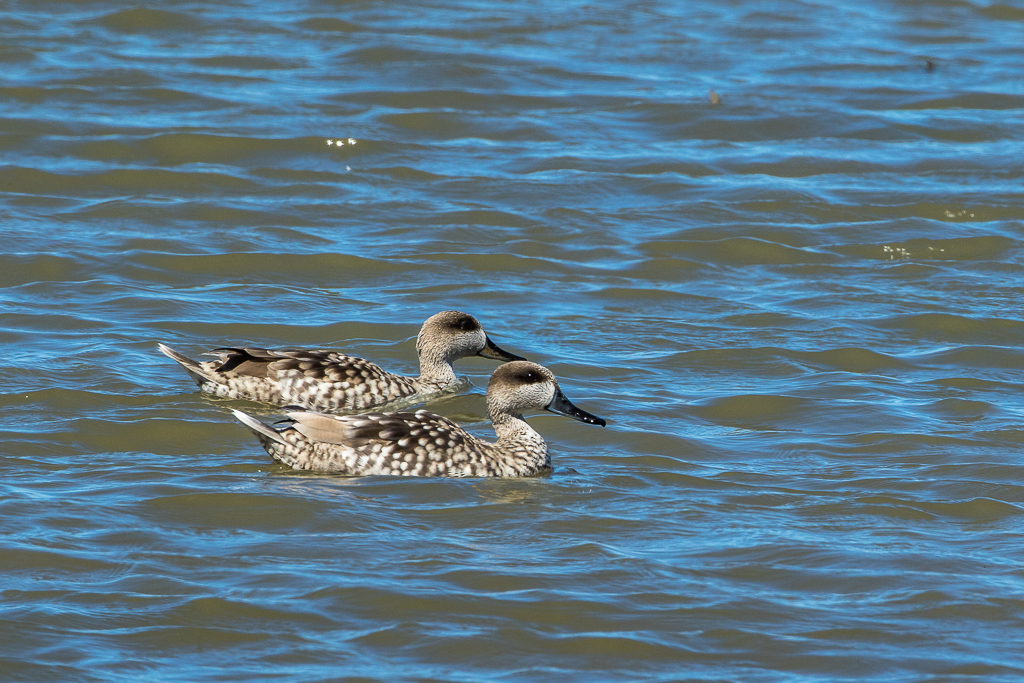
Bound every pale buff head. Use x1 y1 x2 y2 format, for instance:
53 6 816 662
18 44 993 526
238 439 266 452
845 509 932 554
416 310 523 365
486 361 605 426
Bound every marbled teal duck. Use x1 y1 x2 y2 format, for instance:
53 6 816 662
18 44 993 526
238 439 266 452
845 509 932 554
159 311 523 413
232 361 606 477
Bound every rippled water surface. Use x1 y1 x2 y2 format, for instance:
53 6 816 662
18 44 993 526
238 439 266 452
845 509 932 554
4 1 1024 681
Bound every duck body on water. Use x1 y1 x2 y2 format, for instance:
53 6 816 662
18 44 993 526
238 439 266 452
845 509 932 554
233 361 606 477
159 311 522 412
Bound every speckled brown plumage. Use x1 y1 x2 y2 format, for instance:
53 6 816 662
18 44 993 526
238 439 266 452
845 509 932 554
233 361 606 477
159 311 523 412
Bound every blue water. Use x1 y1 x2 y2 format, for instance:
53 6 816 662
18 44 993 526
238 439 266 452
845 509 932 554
3 1 1024 681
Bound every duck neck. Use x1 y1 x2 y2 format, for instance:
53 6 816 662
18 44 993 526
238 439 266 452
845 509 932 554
489 410 542 445
416 349 458 390
487 410 549 475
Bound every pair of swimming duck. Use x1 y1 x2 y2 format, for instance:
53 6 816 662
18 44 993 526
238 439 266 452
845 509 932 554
160 311 605 477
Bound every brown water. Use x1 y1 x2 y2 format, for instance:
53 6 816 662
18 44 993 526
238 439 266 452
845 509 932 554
3 1 1024 681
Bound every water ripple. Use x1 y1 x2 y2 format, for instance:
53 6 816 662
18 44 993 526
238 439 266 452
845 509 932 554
5 0 1024 681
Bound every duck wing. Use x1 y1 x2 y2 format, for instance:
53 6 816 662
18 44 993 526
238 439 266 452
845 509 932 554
210 347 395 384
286 410 471 449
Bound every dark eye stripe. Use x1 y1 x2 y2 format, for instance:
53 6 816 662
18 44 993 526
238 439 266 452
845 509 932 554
448 316 479 332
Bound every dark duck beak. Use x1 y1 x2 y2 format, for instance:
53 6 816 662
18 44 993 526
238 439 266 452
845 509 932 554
477 336 526 362
546 387 606 427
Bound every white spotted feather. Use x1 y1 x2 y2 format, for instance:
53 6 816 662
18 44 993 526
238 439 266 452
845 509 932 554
159 311 522 413
233 361 606 478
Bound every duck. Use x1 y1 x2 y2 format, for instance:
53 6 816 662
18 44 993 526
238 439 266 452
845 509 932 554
159 310 524 413
232 361 606 477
